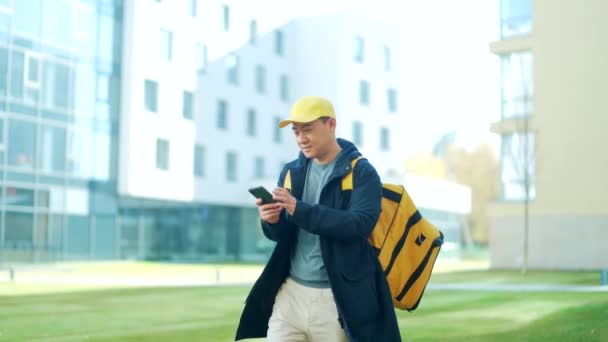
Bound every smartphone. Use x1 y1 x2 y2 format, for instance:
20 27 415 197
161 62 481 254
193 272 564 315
248 186 276 204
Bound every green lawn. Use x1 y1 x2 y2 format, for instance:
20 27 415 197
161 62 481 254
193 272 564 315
0 278 606 341
429 269 603 285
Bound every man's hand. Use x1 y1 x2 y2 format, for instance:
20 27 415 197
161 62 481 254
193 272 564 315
257 198 282 224
272 187 297 216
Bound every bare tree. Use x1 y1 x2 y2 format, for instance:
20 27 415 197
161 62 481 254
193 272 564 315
503 82 535 275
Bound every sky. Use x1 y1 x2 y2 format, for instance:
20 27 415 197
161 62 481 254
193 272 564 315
239 0 502 158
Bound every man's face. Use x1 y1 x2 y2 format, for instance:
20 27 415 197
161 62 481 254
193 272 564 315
291 118 336 160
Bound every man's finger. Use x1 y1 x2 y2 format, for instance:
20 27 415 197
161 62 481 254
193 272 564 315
272 187 289 196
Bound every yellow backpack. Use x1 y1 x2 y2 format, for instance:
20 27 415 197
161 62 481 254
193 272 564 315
284 157 443 311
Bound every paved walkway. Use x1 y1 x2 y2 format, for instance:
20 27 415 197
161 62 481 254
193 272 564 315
2 260 607 294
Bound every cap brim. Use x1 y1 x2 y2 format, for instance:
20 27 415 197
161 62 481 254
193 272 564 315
278 119 293 128
278 115 327 128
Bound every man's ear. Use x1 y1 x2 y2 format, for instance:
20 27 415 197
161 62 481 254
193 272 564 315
329 117 337 132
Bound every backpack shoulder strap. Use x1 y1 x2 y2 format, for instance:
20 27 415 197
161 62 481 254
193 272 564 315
342 156 363 191
283 169 292 191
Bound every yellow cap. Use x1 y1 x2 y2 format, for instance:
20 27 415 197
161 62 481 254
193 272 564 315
278 96 336 128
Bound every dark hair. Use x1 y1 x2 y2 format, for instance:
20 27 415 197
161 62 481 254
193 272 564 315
319 117 331 123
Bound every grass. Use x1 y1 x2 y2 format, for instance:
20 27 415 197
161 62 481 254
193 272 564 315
429 269 602 285
0 280 606 341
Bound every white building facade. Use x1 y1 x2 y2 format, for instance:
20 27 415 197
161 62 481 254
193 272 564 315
114 1 403 261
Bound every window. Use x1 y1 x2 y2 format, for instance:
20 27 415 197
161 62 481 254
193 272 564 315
144 79 158 112
39 125 66 173
10 50 24 99
380 127 390 151
96 74 110 102
387 88 397 112
4 187 35 207
226 151 237 182
194 144 204 177
501 0 532 38
188 0 197 17
279 75 289 102
156 139 169 170
161 29 173 61
384 46 391 71
25 53 40 87
23 53 40 105
501 51 533 119
352 121 363 146
0 47 8 96
223 4 230 32
354 35 364 63
273 117 281 143
8 119 36 169
183 91 193 119
501 132 535 201
6 212 34 245
254 156 265 179
275 30 283 56
226 54 239 85
359 80 370 106
196 43 208 72
217 99 228 129
255 65 266 94
249 19 257 44
41 60 70 109
247 108 256 137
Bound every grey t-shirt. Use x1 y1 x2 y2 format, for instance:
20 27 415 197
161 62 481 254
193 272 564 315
289 157 338 288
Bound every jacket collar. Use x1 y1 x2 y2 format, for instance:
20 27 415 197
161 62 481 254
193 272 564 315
288 139 361 198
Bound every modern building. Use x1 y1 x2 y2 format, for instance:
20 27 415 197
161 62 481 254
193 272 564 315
488 0 608 269
0 0 406 263
0 0 124 261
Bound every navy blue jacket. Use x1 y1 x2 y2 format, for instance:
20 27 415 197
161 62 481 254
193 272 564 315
235 139 401 341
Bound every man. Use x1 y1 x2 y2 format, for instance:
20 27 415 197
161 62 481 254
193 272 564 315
235 96 401 342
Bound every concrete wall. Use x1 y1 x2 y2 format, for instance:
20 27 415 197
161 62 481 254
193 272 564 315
490 214 608 270
488 0 608 269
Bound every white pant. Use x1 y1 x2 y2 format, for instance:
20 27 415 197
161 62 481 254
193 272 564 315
267 278 348 342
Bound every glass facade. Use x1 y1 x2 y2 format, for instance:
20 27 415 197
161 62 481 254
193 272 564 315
115 204 273 262
501 51 533 119
500 0 532 38
0 0 123 262
500 132 535 201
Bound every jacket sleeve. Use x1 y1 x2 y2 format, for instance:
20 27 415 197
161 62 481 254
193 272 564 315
290 160 382 241
261 167 297 242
